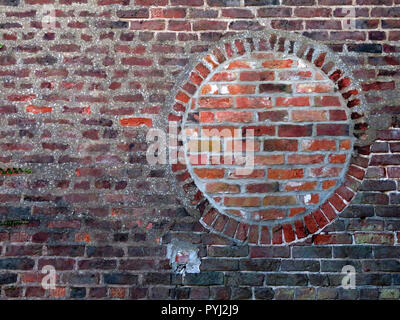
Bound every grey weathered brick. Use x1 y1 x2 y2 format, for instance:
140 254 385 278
184 272 224 286
254 287 274 299
292 246 332 258
333 246 373 259
265 274 308 286
281 260 320 272
239 259 281 271
0 273 17 285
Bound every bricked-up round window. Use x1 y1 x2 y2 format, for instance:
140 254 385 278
183 51 352 223
170 35 369 245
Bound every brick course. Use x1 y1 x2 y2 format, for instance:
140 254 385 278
0 0 398 300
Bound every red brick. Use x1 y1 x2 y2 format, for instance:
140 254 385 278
200 111 215 123
272 226 283 245
329 154 347 164
313 234 352 245
322 180 337 190
328 193 347 212
260 226 271 244
310 167 342 178
246 183 278 193
227 60 252 69
320 202 337 221
329 110 347 121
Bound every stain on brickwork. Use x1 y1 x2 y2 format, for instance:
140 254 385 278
0 0 399 300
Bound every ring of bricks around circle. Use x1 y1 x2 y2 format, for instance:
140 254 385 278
169 33 371 245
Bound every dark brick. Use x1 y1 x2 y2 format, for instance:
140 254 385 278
200 258 239 271
231 287 252 299
238 273 264 286
348 43 382 53
254 287 274 299
352 192 389 205
360 180 396 191
184 272 224 285
208 245 248 257
333 246 373 259
321 260 362 272
250 246 290 258
376 206 400 217
0 0 19 5
0 258 35 270
87 246 124 257
245 0 278 5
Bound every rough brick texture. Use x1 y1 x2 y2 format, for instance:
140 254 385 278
0 0 399 300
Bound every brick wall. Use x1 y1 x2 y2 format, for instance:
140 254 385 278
0 0 399 300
